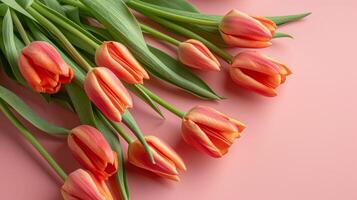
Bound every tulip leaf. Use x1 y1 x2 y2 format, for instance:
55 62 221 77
267 12 311 26
94 112 130 200
147 45 222 99
1 9 26 85
122 110 154 163
0 0 35 20
79 0 221 100
274 32 293 39
41 0 66 16
0 85 69 135
135 0 198 12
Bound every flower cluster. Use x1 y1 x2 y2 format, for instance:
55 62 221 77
0 0 308 199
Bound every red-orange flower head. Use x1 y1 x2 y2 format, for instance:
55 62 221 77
128 136 186 181
68 125 118 180
61 169 113 200
18 41 73 94
96 41 149 84
219 9 277 48
178 39 220 71
229 51 292 97
84 67 133 122
182 106 246 158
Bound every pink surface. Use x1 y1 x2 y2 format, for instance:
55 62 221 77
1 0 356 199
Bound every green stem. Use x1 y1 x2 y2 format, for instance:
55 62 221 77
0 101 67 181
140 23 181 46
136 84 185 118
149 16 233 63
10 10 31 45
26 6 93 72
127 0 218 26
109 121 133 144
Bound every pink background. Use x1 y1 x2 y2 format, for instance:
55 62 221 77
1 0 356 199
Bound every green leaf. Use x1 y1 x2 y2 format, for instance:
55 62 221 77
1 9 26 85
0 85 69 135
267 12 311 26
65 83 96 126
0 0 35 20
137 0 198 12
148 45 222 99
122 110 154 163
79 0 221 100
125 83 163 118
274 32 293 39
41 0 66 15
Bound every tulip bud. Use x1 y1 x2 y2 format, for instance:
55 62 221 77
68 125 118 179
182 106 246 158
229 51 292 97
84 67 133 122
61 169 113 200
178 39 220 71
128 136 186 181
18 41 73 94
95 41 149 84
219 9 277 48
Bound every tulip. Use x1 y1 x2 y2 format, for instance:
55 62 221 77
61 169 113 200
95 41 149 84
84 67 133 122
219 9 277 48
18 41 73 94
229 51 292 97
178 39 220 71
128 136 186 181
68 125 118 179
182 106 246 158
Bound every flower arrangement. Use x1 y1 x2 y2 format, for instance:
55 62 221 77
0 0 309 199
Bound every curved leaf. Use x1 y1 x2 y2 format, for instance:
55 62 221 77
267 12 311 26
0 85 69 135
0 0 35 20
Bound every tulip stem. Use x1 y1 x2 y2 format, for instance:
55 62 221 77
137 85 185 118
109 121 134 144
140 23 181 46
145 15 233 63
10 10 31 45
0 100 68 181
127 0 219 26
26 6 93 72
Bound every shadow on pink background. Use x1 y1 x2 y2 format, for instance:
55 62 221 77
1 0 356 199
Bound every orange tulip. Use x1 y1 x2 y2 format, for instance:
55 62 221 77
61 169 113 200
229 51 292 97
182 106 246 158
95 41 149 84
84 67 133 122
68 125 118 179
128 136 186 181
219 9 277 48
178 39 220 71
18 41 73 94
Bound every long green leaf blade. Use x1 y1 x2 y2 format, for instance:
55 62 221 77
0 85 69 135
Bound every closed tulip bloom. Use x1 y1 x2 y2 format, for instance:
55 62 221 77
128 136 186 181
84 67 133 122
61 169 113 200
95 41 149 84
182 106 246 158
229 51 292 97
178 39 220 71
18 41 73 94
219 9 277 48
68 125 118 179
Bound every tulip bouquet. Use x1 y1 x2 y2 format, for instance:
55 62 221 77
0 0 309 199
